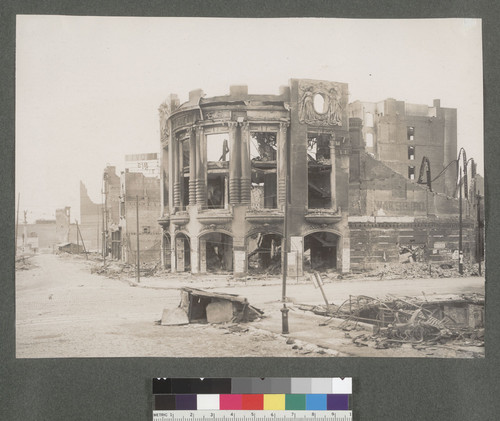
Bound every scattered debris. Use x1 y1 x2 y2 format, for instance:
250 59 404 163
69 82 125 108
15 255 35 271
361 262 483 279
299 293 485 356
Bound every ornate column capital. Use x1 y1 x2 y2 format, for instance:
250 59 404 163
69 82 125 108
239 121 250 131
227 121 238 129
279 121 290 131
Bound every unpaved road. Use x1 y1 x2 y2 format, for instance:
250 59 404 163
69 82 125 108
16 254 313 358
16 254 485 358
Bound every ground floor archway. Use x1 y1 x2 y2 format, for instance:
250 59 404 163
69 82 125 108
303 231 339 272
175 232 190 272
199 232 233 273
247 232 282 274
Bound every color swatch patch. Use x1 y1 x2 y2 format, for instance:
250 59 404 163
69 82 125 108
153 378 352 412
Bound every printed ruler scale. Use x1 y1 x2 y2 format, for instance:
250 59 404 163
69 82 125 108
152 378 353 421
153 411 352 421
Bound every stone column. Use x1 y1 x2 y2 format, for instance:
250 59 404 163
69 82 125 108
199 238 207 273
195 126 207 206
190 235 199 274
170 230 176 273
228 121 241 204
172 135 181 208
240 122 251 205
341 235 350 273
188 127 197 206
277 121 289 209
329 136 337 210
178 140 185 208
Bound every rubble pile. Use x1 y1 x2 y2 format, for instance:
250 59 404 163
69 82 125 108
363 261 482 280
90 261 159 278
15 255 35 271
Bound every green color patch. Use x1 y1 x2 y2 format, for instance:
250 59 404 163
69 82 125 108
285 394 306 410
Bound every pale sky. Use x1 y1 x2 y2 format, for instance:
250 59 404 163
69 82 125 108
16 16 483 223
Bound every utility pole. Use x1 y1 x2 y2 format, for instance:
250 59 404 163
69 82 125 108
136 195 140 284
458 166 463 275
15 193 20 258
477 192 482 276
75 220 88 260
102 170 108 264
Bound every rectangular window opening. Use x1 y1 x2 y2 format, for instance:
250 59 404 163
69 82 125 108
407 126 415 141
207 133 229 162
408 146 415 160
207 174 227 209
250 132 277 162
408 166 416 180
308 133 332 209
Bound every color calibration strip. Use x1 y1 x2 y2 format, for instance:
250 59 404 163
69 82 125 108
152 378 352 411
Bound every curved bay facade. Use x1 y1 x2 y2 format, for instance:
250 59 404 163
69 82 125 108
158 80 352 276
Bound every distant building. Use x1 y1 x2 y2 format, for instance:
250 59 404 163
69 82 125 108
118 170 162 264
349 98 457 196
79 166 120 253
125 153 160 178
17 219 57 252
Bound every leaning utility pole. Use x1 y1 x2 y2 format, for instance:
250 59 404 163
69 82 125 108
136 195 140 284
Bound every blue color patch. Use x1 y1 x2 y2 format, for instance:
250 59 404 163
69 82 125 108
306 394 327 410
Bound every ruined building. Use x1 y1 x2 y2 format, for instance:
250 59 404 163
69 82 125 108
158 79 481 275
119 170 162 263
349 98 457 196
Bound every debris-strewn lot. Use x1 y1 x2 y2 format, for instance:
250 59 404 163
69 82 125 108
16 253 485 358
298 293 484 358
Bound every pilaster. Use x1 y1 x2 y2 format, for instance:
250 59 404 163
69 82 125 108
195 125 207 206
329 136 337 210
188 127 197 206
228 121 241 204
240 122 251 205
173 135 181 208
278 121 289 209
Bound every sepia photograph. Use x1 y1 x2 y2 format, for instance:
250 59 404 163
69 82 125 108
15 16 485 358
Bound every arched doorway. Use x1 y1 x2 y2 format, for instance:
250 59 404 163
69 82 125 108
247 232 282 274
199 232 233 273
175 233 190 272
303 231 339 272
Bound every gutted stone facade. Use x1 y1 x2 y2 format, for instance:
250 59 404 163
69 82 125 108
349 98 457 196
158 80 480 275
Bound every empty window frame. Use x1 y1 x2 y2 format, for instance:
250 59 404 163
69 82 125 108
207 173 228 209
250 132 277 209
206 133 229 162
407 126 415 141
307 133 332 209
307 133 331 162
250 132 277 161
408 146 415 160
408 166 416 180
365 133 374 148
365 112 374 128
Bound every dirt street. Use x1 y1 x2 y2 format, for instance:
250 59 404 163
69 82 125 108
16 254 485 358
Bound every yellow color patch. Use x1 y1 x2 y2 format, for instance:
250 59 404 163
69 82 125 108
263 394 285 410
